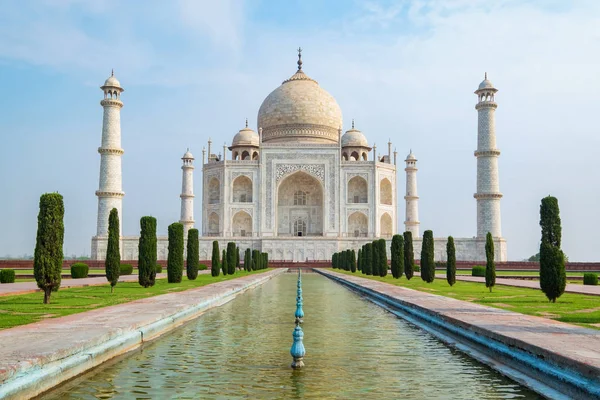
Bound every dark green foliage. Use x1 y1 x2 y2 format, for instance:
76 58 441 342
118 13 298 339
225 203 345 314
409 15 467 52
186 229 200 280
105 208 120 292
34 193 64 304
539 196 566 302
244 248 252 271
211 241 220 277
70 263 89 279
413 265 420 272
167 222 184 283
0 269 16 283
420 230 435 283
221 249 228 276
332 253 337 269
350 249 357 273
236 247 241 270
472 266 486 277
226 242 236 275
199 264 208 270
485 232 496 292
155 264 163 273
583 273 598 285
378 239 388 277
252 250 260 271
265 252 269 269
119 264 133 275
138 216 157 288
391 234 404 279
364 243 373 275
357 249 362 272
371 241 379 276
340 250 347 271
446 236 456 287
403 231 414 280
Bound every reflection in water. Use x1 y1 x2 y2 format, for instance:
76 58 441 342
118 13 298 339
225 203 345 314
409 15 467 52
43 274 540 399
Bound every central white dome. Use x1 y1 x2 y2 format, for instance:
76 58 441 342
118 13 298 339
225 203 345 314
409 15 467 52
257 67 342 144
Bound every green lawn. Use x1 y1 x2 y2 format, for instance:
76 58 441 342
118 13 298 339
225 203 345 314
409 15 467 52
448 270 596 277
10 269 108 275
0 270 269 330
334 270 600 329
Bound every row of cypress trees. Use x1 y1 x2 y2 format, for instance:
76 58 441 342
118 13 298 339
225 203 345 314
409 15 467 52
331 249 356 272
210 241 269 276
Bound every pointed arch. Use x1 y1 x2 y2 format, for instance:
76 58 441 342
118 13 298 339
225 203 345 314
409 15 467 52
232 175 252 202
348 211 368 237
380 178 392 205
277 171 323 236
208 177 220 204
232 210 252 237
208 212 220 235
380 213 392 237
347 176 368 203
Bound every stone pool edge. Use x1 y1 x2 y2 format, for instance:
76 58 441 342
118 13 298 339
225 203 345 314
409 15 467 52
315 269 600 400
0 269 285 400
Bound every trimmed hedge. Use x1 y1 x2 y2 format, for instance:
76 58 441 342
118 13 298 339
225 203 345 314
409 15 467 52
155 264 163 273
71 263 89 279
105 208 120 291
583 273 598 286
186 229 200 281
472 266 485 277
199 264 208 271
167 222 184 283
120 264 134 275
0 269 16 283
138 216 157 288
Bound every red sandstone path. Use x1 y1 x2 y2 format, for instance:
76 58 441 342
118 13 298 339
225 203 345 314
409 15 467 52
434 273 600 296
0 270 211 297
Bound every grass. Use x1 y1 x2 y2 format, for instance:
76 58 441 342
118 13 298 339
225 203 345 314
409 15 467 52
448 270 597 277
10 269 108 275
335 270 600 330
0 269 269 330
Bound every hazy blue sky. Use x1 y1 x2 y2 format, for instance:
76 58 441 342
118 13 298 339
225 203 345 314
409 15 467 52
1 0 599 260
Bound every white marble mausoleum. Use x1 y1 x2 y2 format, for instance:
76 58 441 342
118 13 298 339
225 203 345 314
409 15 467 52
91 52 507 262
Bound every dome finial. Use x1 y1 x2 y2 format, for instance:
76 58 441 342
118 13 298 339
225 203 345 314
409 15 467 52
297 47 303 71
245 118 248 128
111 68 114 77
352 118 355 129
485 72 487 80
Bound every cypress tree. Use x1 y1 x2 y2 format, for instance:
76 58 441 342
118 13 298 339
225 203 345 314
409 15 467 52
371 241 379 276
252 250 259 271
167 222 184 283
33 193 64 304
446 236 456 286
105 208 120 292
361 245 367 274
244 248 251 271
378 239 388 277
485 232 496 292
186 229 199 280
357 248 362 272
421 230 435 283
211 241 220 276
236 247 241 270
226 242 236 274
340 250 346 271
138 216 157 288
265 252 269 268
332 253 337 269
539 196 566 302
391 234 404 279
350 249 357 272
221 249 228 275
364 243 373 275
404 231 414 280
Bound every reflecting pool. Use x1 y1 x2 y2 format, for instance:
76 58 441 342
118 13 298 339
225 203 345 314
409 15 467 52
43 273 539 399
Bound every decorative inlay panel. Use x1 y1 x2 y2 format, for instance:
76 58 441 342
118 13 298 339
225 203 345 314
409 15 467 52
276 164 325 184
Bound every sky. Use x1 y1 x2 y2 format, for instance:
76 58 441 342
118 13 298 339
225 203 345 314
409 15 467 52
1 0 599 261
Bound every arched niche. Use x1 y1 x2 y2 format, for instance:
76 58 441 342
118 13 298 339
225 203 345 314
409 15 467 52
380 213 392 237
348 211 368 237
208 177 220 204
380 178 392 205
232 175 252 202
208 212 220 235
232 211 252 237
347 176 368 203
277 171 323 237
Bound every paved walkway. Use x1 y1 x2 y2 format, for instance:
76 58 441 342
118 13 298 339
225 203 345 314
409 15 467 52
0 269 283 399
436 273 600 296
0 270 211 297
318 269 600 395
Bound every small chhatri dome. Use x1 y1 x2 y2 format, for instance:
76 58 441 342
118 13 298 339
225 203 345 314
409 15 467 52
477 72 495 91
406 149 417 161
103 69 122 88
341 120 369 147
257 48 343 144
182 148 194 159
232 121 259 147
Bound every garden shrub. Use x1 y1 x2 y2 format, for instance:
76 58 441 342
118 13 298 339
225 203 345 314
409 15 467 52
583 273 598 285
167 222 184 283
472 266 485 277
186 229 200 281
155 264 163 273
0 269 16 283
34 193 64 303
199 264 208 270
105 208 120 292
119 264 133 275
71 263 89 279
138 216 157 288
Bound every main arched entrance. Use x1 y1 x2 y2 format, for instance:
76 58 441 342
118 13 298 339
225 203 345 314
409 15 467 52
277 171 323 236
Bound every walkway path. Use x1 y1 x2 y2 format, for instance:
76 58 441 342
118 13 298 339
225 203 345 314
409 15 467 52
0 269 283 400
0 270 211 297
318 269 600 398
435 273 600 296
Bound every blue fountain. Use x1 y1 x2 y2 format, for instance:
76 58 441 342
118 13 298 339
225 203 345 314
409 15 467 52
291 270 305 368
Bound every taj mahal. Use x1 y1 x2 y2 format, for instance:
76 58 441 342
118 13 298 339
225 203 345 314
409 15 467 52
91 50 507 262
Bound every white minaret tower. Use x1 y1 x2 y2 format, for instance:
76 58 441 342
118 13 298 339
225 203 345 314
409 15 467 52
474 73 502 238
404 150 420 237
95 70 124 237
180 149 195 236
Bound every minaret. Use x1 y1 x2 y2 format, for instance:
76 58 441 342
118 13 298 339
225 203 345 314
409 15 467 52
180 149 195 236
404 150 420 237
96 70 124 237
474 73 502 238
